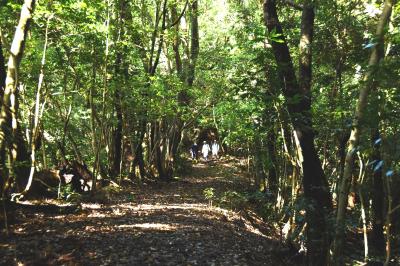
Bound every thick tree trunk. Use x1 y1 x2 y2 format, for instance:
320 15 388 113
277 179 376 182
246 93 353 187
0 0 36 194
333 1 395 264
263 1 332 264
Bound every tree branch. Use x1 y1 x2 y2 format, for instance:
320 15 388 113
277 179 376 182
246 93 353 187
168 0 188 28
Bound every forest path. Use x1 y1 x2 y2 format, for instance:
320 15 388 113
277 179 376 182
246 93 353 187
1 158 286 265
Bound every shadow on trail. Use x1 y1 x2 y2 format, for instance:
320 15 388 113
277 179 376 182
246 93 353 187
0 158 291 266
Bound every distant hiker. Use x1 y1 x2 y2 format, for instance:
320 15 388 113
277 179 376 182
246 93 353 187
201 141 211 161
190 142 199 160
211 140 220 159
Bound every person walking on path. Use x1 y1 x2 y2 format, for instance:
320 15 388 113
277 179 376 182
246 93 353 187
211 140 220 159
190 142 199 160
201 141 211 161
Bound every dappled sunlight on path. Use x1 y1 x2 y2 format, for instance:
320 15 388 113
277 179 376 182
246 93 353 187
0 158 285 265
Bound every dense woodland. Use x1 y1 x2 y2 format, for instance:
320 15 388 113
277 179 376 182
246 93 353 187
0 0 400 265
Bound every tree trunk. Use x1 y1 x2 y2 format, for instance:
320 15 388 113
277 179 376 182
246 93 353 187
133 121 146 179
263 1 332 264
90 43 99 192
0 29 6 192
170 5 183 79
186 0 199 87
266 129 278 196
370 129 385 257
112 52 123 178
0 0 36 194
0 30 5 96
336 130 350 199
22 16 49 196
333 1 395 264
155 121 168 179
254 132 266 191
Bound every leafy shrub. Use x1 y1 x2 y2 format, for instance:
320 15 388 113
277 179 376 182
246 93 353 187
203 187 215 207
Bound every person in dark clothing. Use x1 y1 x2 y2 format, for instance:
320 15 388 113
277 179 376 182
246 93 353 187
190 142 199 160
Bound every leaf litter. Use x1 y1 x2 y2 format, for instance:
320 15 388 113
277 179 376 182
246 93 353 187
0 158 293 265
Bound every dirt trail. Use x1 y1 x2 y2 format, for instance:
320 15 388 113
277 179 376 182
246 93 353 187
0 159 287 265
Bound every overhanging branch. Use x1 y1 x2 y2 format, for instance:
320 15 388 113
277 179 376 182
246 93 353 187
168 0 189 28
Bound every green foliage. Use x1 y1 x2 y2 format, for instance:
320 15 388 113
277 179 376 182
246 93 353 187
203 187 215 207
220 190 247 210
0 0 399 263
59 184 82 203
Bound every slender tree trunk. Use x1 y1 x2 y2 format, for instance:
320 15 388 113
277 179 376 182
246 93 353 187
23 16 50 196
133 121 146 179
266 129 278 196
155 121 166 179
336 130 350 198
254 132 266 191
383 164 393 266
263 1 332 264
90 42 99 191
333 1 395 264
186 0 199 87
100 0 111 177
0 28 7 192
111 0 130 178
0 28 5 96
112 53 123 178
370 129 386 257
171 5 183 79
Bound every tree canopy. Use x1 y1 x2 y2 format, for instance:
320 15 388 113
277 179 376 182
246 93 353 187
1 0 400 265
